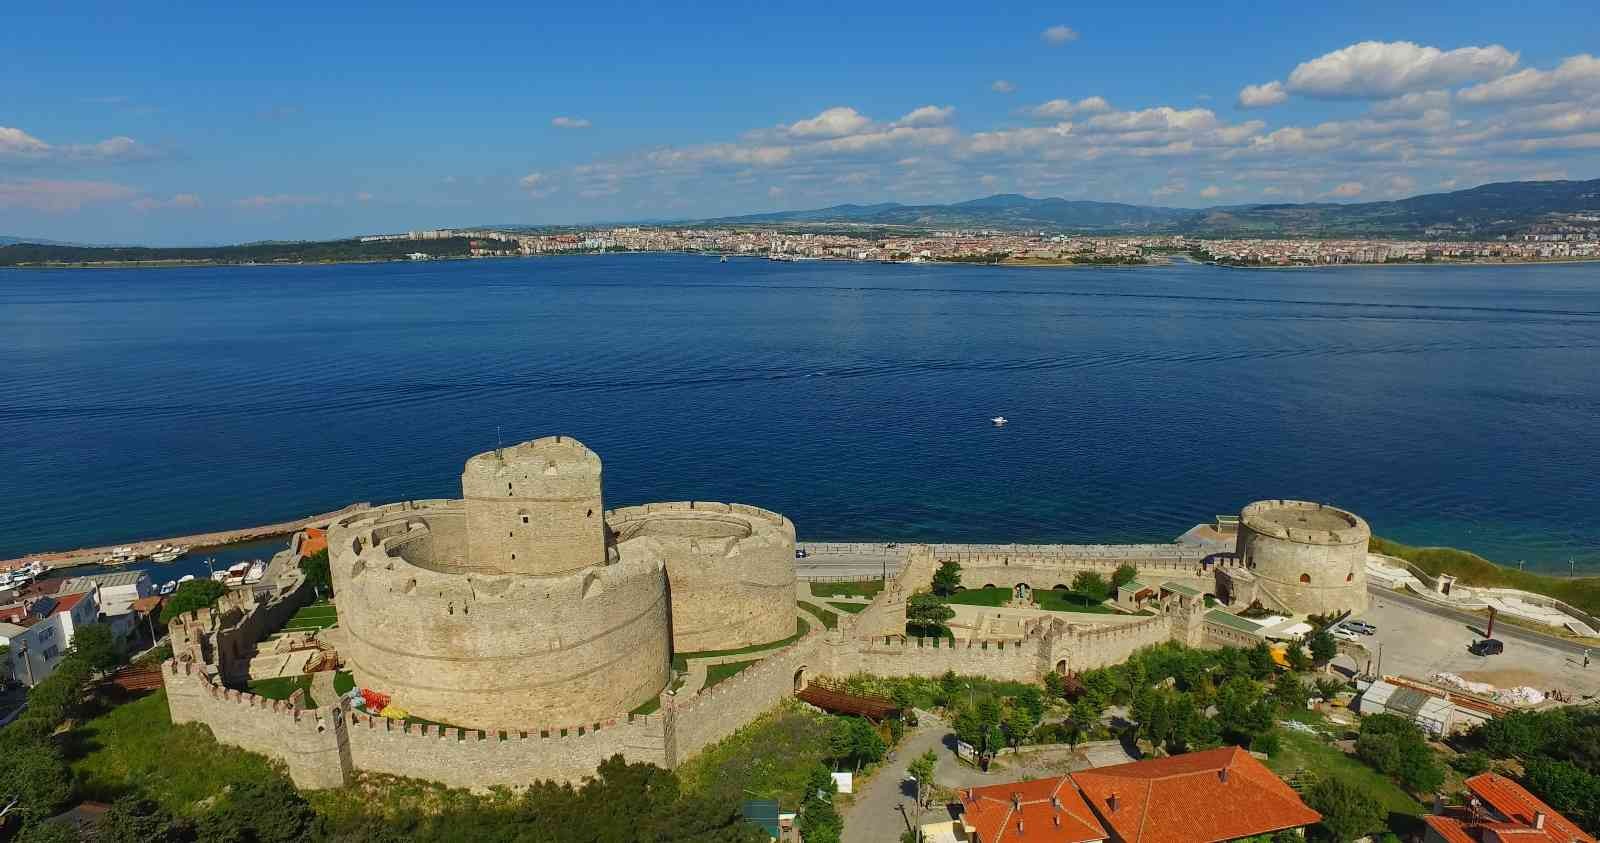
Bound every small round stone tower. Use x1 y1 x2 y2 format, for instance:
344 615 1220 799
462 436 607 576
1235 499 1370 615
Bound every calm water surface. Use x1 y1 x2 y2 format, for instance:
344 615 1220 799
3 254 1598 571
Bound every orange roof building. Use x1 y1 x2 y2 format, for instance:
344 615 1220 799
958 776 1109 843
959 747 1321 843
299 527 327 558
1424 773 1595 843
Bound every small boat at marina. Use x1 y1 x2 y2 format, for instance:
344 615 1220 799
176 574 195 584
216 562 253 586
158 580 178 596
243 561 266 584
102 546 144 565
149 543 189 563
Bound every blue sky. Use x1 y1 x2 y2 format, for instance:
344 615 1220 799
3 1 1599 244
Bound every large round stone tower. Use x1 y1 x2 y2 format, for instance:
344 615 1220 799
327 436 671 728
1235 499 1371 615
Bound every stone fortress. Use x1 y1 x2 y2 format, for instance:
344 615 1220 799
324 436 796 727
162 435 1372 791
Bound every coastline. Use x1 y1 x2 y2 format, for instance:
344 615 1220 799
6 249 1595 272
0 503 369 575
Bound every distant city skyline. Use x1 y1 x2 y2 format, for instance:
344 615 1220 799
4 0 1599 244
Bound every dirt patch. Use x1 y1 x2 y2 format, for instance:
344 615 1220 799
1457 668 1560 688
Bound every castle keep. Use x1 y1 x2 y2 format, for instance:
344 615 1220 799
325 436 796 727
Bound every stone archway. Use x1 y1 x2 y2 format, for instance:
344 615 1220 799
1055 659 1068 674
793 666 808 692
1014 582 1032 602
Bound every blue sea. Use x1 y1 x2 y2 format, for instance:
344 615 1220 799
3 254 1598 572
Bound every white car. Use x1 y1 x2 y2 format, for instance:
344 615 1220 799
1332 628 1361 642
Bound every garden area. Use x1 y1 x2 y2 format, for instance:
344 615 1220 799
941 585 1115 614
278 600 338 634
808 579 883 599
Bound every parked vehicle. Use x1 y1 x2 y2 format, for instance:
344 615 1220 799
1470 638 1504 656
1344 620 1377 635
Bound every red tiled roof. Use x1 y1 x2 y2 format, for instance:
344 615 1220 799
1068 746 1321 843
50 592 88 615
300 528 327 557
960 776 1108 843
1425 815 1478 843
1464 773 1595 843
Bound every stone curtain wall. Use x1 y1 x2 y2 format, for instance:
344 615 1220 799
164 661 351 789
669 624 829 759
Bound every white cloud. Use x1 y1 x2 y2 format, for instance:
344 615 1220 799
1026 97 1112 119
786 107 871 138
0 126 157 163
1151 180 1185 198
131 193 202 212
1372 90 1452 114
1199 185 1222 198
551 116 592 129
232 194 327 209
1237 81 1288 108
1458 54 1600 104
1385 175 1418 195
1087 107 1217 132
1041 25 1078 46
1286 41 1519 98
895 105 955 127
991 80 1017 94
1328 181 1365 197
519 172 558 197
767 185 785 199
0 179 138 212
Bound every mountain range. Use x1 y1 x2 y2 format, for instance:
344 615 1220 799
704 178 1600 238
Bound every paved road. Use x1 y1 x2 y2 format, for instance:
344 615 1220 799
1365 585 1591 656
1356 587 1599 698
842 713 945 843
797 555 905 580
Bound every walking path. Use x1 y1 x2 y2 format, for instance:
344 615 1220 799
842 712 946 843
0 503 370 573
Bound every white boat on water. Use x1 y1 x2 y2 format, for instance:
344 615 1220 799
991 416 1008 426
177 574 196 584
102 545 144 565
243 561 266 585
158 580 178 596
149 543 189 563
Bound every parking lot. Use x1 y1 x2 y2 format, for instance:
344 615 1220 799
1349 589 1599 700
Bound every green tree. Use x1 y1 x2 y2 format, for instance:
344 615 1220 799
1111 563 1139 590
1357 714 1445 794
954 700 1004 768
0 740 74 828
69 623 121 674
1043 670 1065 700
1271 672 1309 713
931 561 962 597
1305 776 1387 842
1215 677 1274 744
1070 699 1101 743
161 579 228 624
1522 759 1600 830
846 718 886 771
196 778 317 843
1002 704 1038 749
1315 677 1346 703
906 592 955 638
299 547 331 595
938 671 961 708
1286 644 1313 672
907 750 938 810
94 795 190 843
798 765 843 843
1308 630 1338 665
1246 643 1278 679
1071 571 1110 603
16 824 80 843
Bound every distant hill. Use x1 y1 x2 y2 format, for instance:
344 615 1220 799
0 235 84 247
706 194 1189 232
707 179 1600 238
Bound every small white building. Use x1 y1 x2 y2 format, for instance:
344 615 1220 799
0 589 101 686
59 571 153 641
